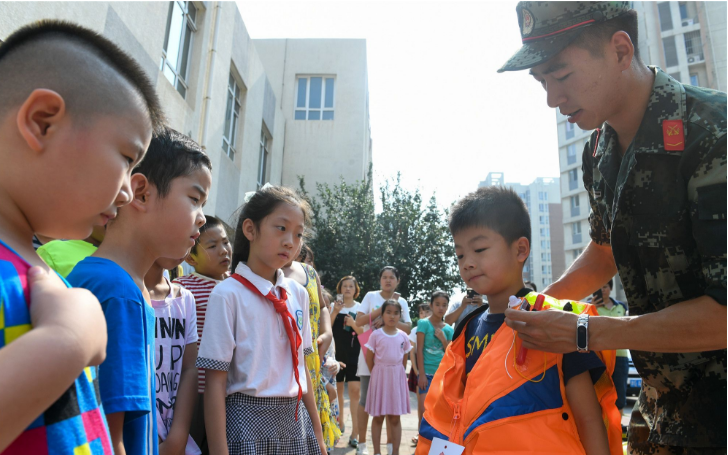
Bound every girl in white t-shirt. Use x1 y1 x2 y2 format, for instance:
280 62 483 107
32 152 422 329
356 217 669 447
196 186 326 455
145 257 200 455
354 266 411 455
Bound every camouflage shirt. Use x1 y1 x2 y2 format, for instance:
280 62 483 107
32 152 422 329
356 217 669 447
583 67 726 447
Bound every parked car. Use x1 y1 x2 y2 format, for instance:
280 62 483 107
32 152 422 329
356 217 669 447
627 351 642 396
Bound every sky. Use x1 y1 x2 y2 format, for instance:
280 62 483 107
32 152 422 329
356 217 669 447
236 0 562 208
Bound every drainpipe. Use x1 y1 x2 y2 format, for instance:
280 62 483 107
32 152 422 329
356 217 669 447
198 1 222 146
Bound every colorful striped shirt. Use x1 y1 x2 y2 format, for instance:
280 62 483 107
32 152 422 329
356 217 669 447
0 239 111 455
173 272 221 393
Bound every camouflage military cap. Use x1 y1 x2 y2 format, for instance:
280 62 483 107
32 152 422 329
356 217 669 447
498 1 632 73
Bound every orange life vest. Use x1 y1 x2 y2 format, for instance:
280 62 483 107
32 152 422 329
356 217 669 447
415 293 622 455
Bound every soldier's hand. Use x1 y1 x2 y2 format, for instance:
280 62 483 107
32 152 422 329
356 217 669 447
504 308 579 353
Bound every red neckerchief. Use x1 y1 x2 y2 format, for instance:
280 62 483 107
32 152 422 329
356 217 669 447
231 273 303 420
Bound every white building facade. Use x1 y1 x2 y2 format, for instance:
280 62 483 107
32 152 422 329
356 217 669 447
479 173 564 291
254 39 373 190
0 1 372 225
554 1 726 301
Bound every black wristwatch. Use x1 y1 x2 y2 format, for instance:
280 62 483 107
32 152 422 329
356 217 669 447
576 314 589 352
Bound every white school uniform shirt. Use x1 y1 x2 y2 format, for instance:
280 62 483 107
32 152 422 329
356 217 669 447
196 262 313 397
356 291 411 377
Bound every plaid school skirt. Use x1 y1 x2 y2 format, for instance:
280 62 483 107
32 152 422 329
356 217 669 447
225 393 319 455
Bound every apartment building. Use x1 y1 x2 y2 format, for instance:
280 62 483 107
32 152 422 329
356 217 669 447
479 173 564 290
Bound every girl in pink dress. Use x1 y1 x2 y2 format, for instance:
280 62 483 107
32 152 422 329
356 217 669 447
364 300 411 455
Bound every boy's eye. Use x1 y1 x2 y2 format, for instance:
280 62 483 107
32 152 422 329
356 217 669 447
556 74 570 82
277 226 285 231
475 248 487 253
190 197 200 204
456 254 463 260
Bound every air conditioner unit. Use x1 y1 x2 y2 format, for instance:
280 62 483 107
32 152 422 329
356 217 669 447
688 56 695 63
682 19 694 26
688 55 705 64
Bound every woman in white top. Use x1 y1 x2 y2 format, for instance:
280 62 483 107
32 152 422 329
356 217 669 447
354 266 411 455
196 186 326 455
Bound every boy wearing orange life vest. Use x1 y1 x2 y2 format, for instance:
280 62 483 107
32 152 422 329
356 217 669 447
416 186 622 455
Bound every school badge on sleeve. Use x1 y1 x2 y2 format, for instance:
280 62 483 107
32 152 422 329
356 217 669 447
296 310 303 330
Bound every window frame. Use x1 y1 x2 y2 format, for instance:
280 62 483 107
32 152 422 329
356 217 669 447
222 73 243 162
294 75 336 121
257 129 270 189
161 1 197 98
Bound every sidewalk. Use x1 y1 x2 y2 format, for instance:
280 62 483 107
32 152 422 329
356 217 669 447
332 383 420 455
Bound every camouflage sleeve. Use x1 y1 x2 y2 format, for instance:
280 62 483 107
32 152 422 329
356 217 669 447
582 134 611 245
687 135 727 306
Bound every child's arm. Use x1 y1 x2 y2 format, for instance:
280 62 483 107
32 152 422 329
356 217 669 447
417 331 428 390
106 412 126 455
565 371 610 455
303 366 327 455
403 352 408 368
204 369 230 455
397 320 412 334
365 345 375 372
160 342 198 455
0 267 107 451
434 327 451 350
318 305 333 358
409 345 418 376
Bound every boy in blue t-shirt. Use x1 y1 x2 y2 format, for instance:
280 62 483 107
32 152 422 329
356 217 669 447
68 127 212 455
0 21 163 453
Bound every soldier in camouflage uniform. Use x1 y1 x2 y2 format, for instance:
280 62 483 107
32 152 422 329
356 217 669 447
499 2 727 454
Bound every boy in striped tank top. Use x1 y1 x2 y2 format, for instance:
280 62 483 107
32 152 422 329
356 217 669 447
174 216 231 451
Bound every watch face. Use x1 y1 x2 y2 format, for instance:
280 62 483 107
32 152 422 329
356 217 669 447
577 325 588 349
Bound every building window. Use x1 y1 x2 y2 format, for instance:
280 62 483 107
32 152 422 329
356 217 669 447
573 249 582 261
662 36 679 67
569 168 579 190
658 2 673 31
540 227 550 237
690 73 699 86
565 121 575 139
257 130 270 189
539 191 548 201
541 252 551 262
295 76 335 120
222 73 242 161
567 144 577 165
570 195 580 217
669 72 682 82
539 215 549 225
541 240 551 249
161 1 197 98
679 1 688 20
542 265 551 275
572 222 582 244
684 31 704 61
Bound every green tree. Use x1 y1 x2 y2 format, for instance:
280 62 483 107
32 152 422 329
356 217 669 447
299 169 460 320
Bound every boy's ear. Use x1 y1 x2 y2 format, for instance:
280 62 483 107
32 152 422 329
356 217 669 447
514 237 530 263
242 218 257 243
184 252 198 267
16 89 66 153
129 174 151 212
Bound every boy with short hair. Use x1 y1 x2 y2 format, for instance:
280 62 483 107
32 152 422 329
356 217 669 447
0 20 163 453
416 186 622 455
68 127 212 455
173 215 231 450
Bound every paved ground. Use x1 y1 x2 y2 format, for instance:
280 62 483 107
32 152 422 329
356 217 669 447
331 382 419 455
331 380 637 455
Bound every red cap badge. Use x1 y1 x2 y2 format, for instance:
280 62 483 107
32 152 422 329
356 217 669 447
662 120 685 151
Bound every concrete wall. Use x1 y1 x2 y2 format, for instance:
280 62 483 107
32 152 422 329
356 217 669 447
0 1 287 226
254 38 372 189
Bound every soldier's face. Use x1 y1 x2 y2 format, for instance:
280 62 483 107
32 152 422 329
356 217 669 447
529 44 621 130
